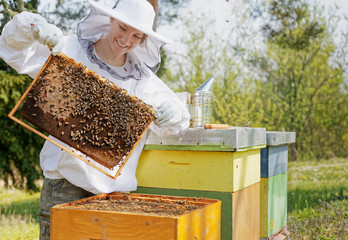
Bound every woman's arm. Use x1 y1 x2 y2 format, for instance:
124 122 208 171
0 12 63 78
135 73 190 136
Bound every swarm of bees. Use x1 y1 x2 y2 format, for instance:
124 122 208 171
71 194 202 216
21 54 155 169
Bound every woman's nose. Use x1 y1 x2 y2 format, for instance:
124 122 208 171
120 33 132 45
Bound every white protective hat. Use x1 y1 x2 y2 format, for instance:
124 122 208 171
77 0 171 74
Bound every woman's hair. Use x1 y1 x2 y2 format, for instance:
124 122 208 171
141 35 148 44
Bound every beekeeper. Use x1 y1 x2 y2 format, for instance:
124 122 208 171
0 0 190 239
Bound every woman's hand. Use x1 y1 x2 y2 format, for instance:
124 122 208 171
154 100 182 127
31 18 65 55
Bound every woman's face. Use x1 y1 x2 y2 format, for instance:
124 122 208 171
107 18 145 57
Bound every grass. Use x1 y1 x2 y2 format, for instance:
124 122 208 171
287 158 348 239
0 188 40 240
0 158 347 239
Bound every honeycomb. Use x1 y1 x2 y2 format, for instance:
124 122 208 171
21 54 155 169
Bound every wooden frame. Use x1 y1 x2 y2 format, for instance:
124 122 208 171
8 54 151 180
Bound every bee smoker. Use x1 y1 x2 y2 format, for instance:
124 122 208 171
190 76 215 128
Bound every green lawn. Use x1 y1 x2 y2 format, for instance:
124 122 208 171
287 158 347 239
0 158 347 239
0 188 40 240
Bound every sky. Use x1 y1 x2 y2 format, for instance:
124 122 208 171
157 0 348 54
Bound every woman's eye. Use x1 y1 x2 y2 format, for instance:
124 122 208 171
119 26 126 31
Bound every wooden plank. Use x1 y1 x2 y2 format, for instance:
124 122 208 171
261 145 288 178
177 200 221 240
136 149 260 192
204 124 229 129
135 183 261 240
143 144 266 152
51 208 177 240
260 173 288 238
260 225 290 240
232 183 260 240
143 144 236 151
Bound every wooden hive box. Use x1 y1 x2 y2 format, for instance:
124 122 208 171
260 145 288 178
50 192 221 240
261 131 296 178
8 53 155 179
135 182 260 240
260 172 289 239
136 149 261 192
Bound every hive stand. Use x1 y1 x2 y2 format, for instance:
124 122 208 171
134 127 266 240
260 131 296 240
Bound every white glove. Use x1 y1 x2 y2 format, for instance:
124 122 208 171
30 18 64 55
154 101 181 127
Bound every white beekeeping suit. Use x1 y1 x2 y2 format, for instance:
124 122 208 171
0 1 190 194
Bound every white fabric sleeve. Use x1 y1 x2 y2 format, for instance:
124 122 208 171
135 73 190 136
0 12 52 78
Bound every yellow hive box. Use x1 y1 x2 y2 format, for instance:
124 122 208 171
51 192 221 240
136 149 261 192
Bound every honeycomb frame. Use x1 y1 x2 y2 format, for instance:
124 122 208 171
8 53 155 180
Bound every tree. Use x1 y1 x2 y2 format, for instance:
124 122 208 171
249 0 348 160
161 11 265 127
0 0 43 191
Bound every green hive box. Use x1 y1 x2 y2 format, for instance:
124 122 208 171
134 183 260 240
260 172 288 238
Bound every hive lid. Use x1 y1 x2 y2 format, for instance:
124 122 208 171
266 131 296 146
144 126 267 151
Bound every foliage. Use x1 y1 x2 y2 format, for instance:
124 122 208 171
162 12 265 127
0 68 44 191
0 0 44 191
157 0 190 25
39 0 90 34
163 0 347 161
248 0 348 161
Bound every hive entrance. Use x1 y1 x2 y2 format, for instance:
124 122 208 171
9 53 155 179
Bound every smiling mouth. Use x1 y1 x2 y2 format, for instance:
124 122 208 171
116 40 127 48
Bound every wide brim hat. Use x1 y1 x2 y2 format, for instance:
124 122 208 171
90 0 171 43
77 0 171 73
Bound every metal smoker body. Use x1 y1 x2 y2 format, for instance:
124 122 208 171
191 76 215 128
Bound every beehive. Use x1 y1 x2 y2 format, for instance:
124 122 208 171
50 192 221 240
135 129 265 239
259 131 295 240
14 53 154 175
